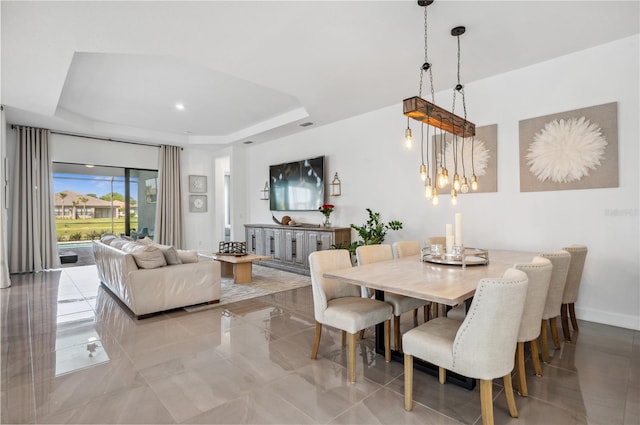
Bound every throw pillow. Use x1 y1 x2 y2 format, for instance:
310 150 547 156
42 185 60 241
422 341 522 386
153 243 182 265
110 239 129 250
100 234 117 245
122 244 167 269
137 236 153 246
177 249 199 264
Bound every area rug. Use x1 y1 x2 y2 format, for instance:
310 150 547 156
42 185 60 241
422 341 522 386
184 264 311 312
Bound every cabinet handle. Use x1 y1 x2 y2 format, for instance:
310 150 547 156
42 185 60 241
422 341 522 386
270 236 274 253
251 235 256 252
292 239 296 257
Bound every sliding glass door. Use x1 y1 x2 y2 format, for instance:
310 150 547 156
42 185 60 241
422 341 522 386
52 162 157 242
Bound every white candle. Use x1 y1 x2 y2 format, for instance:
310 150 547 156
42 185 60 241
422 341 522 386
455 213 463 246
445 223 453 253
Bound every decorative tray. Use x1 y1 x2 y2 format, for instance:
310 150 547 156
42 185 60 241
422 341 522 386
421 248 489 267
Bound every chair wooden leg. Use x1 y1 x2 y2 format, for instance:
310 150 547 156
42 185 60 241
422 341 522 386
561 303 571 341
540 320 550 363
439 367 446 384
404 353 413 411
503 373 519 418
550 317 561 349
515 342 527 396
384 320 391 362
394 315 401 351
530 339 543 376
311 321 322 359
341 330 346 347
479 379 494 425
432 302 439 318
423 304 430 322
348 332 357 383
569 303 579 331
359 329 365 339
413 309 418 326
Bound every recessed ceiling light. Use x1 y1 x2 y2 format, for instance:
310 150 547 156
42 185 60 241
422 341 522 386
175 103 185 111
299 122 314 127
85 164 94 168
243 140 254 144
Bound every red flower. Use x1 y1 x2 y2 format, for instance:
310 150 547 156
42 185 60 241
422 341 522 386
319 204 335 216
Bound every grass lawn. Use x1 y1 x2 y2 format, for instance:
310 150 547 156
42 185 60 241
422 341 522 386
56 217 138 241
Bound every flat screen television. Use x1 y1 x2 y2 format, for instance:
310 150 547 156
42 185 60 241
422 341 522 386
269 155 324 211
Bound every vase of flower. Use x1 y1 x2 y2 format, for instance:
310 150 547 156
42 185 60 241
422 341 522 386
318 204 335 228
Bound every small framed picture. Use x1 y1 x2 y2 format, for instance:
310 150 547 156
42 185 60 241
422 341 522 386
189 195 207 213
189 175 207 193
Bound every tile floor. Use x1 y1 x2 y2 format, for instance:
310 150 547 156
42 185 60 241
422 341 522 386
1 266 638 424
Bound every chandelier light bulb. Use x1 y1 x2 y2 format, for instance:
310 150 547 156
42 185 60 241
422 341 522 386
460 176 470 193
405 127 413 149
453 173 461 191
432 194 439 205
471 174 479 191
420 163 427 181
424 177 433 200
451 188 458 206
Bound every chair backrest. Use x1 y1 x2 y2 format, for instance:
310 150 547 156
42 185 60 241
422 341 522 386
562 245 588 304
308 250 360 323
452 268 528 380
514 256 553 342
356 244 393 265
393 240 421 258
539 250 572 320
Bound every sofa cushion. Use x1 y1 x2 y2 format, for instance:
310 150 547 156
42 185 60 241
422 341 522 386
177 249 199 264
122 243 167 269
153 243 182 265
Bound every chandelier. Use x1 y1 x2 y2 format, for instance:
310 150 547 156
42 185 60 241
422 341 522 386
403 0 478 205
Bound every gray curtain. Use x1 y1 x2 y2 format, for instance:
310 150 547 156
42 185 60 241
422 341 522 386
1 106 11 288
154 145 184 248
10 126 60 273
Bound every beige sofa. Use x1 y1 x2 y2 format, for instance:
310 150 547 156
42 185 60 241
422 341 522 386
93 238 221 318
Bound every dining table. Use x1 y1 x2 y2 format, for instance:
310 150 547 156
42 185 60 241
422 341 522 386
323 249 537 389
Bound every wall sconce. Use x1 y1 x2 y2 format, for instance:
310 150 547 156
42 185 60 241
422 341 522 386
329 172 342 196
260 181 269 200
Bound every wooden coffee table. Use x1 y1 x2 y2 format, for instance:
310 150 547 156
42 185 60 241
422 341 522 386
207 253 272 284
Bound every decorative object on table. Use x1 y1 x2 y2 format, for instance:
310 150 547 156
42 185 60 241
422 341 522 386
519 102 618 192
188 175 207 193
329 172 342 196
348 208 403 255
421 247 489 267
189 195 207 212
259 181 269 200
318 203 335 227
402 1 486 206
218 241 247 256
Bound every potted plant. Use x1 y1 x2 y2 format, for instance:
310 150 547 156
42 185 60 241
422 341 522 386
348 208 403 255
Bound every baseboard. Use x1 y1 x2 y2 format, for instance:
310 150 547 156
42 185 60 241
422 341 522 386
575 306 640 331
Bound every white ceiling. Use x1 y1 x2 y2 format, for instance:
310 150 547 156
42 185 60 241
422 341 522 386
2 1 638 150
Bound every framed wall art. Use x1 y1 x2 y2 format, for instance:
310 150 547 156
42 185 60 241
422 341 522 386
519 102 618 192
433 124 498 193
189 195 207 213
189 175 207 193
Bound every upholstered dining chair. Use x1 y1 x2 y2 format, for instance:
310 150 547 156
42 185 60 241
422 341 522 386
538 250 572 363
356 244 429 351
308 249 392 383
402 269 529 425
561 245 588 341
393 240 430 322
512 257 553 396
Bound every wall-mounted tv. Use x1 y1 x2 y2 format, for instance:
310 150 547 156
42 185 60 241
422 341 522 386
269 156 324 211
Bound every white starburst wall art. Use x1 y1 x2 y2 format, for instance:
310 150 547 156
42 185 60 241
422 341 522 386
519 102 618 192
434 124 498 193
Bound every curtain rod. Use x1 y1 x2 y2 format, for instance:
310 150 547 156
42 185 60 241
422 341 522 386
9 125 183 150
